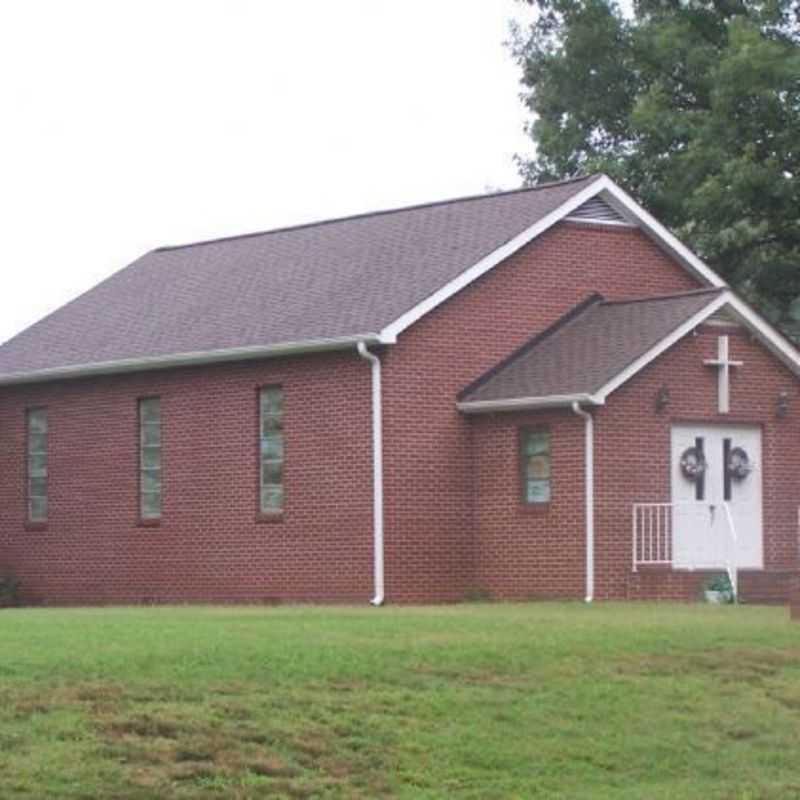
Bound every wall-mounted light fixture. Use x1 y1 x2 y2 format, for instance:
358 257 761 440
655 386 671 413
777 391 790 418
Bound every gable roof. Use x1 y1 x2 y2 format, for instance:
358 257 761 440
458 288 800 413
0 173 735 386
0 175 600 384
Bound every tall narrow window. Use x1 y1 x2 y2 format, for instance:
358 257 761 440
521 429 551 505
139 397 161 519
260 387 284 513
27 408 48 522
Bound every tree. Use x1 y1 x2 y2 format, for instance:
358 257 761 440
511 0 800 336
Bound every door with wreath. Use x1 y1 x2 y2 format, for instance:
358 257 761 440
671 424 763 570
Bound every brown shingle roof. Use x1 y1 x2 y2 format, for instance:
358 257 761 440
0 175 602 381
459 289 725 406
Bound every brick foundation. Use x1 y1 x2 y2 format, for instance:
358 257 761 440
627 568 795 604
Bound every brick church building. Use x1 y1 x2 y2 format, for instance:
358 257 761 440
0 174 798 605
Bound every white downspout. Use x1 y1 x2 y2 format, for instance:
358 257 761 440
572 402 594 603
357 342 385 606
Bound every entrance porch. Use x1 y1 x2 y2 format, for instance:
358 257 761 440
629 501 798 603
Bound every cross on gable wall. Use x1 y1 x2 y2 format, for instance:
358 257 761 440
704 335 743 414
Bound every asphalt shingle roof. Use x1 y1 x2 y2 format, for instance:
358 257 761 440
0 175 602 380
459 289 724 404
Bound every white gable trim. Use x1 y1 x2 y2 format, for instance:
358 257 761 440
457 289 800 414
590 290 800 399
592 292 730 402
597 179 726 290
379 174 726 344
378 177 609 343
723 292 800 376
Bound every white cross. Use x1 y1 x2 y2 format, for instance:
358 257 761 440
704 335 742 414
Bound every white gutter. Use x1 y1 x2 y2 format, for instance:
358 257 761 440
457 393 603 414
357 342 385 606
572 402 595 603
0 333 385 387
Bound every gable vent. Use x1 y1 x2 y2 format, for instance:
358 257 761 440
706 308 742 328
566 196 629 225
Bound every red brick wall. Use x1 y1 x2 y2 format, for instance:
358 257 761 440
0 220 720 605
380 221 699 602
0 352 374 605
471 410 586 599
469 323 800 601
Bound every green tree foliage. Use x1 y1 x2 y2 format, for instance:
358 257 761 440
511 0 800 336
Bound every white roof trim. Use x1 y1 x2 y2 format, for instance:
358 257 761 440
380 174 726 343
722 292 800 376
596 179 726 290
592 292 729 401
457 393 603 414
595 290 800 398
0 334 382 386
457 289 800 414
379 177 609 343
0 178 767 389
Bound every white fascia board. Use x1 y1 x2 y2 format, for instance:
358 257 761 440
379 175 728 344
593 290 800 401
457 393 603 414
457 289 800 416
597 179 727 289
379 177 608 343
0 334 382 387
723 292 800 376
593 292 730 401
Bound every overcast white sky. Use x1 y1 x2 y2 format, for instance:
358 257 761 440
0 1 535 346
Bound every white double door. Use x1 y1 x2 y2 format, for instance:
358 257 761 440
671 424 763 569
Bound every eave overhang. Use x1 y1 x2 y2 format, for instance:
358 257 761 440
0 333 386 387
457 393 604 414
457 290 800 415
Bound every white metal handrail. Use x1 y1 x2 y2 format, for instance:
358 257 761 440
633 501 740 599
632 503 673 571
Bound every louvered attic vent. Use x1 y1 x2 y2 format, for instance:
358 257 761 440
706 308 742 327
566 196 628 224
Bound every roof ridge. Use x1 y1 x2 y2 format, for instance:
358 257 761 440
600 287 724 307
457 293 605 402
155 174 603 253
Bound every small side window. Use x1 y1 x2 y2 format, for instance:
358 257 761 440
521 429 551 505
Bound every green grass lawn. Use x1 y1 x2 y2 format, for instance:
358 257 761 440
0 603 799 799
